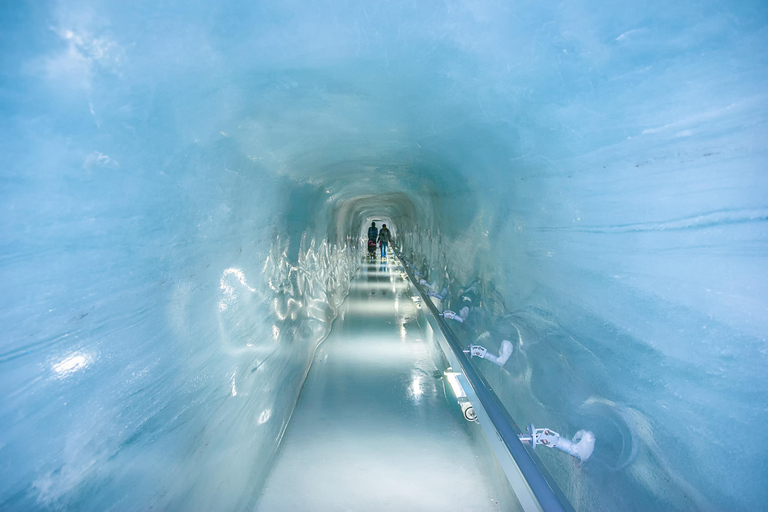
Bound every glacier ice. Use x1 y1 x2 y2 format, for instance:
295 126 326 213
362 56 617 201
1 0 767 510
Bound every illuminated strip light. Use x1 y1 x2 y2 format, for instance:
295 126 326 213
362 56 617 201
444 369 467 399
444 369 477 421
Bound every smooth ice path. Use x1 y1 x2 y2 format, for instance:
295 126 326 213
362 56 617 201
257 254 508 511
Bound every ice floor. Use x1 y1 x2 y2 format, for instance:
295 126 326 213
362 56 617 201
257 254 510 511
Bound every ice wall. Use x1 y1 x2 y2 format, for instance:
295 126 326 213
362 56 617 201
0 117 357 511
1 0 767 510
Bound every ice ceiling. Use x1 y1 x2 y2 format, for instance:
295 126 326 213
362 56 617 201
1 0 767 510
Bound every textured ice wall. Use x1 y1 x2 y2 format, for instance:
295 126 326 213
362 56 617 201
0 3 365 508
393 1 768 508
1 0 767 510
0 141 357 511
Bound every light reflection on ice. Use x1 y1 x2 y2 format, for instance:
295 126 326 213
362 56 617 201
409 373 423 402
345 301 406 316
52 353 90 377
258 409 272 424
349 281 407 291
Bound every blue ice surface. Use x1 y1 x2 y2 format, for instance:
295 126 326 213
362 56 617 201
0 0 767 510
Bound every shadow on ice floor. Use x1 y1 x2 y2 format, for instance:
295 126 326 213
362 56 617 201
256 253 516 511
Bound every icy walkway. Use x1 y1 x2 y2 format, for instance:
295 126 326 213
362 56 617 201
257 254 507 511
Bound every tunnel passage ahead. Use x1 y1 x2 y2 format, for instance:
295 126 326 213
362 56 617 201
256 253 513 511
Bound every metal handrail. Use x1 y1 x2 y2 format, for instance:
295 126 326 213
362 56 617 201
393 247 574 512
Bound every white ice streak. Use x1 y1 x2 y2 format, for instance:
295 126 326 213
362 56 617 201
219 268 256 311
83 151 118 169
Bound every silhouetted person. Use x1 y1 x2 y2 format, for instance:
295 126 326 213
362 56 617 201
367 222 378 258
378 224 391 258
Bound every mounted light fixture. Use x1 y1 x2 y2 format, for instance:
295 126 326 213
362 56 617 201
444 369 477 422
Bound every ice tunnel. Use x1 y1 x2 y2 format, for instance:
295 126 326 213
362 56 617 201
1 0 767 510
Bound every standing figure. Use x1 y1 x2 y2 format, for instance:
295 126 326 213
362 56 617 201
367 222 378 257
378 224 391 258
